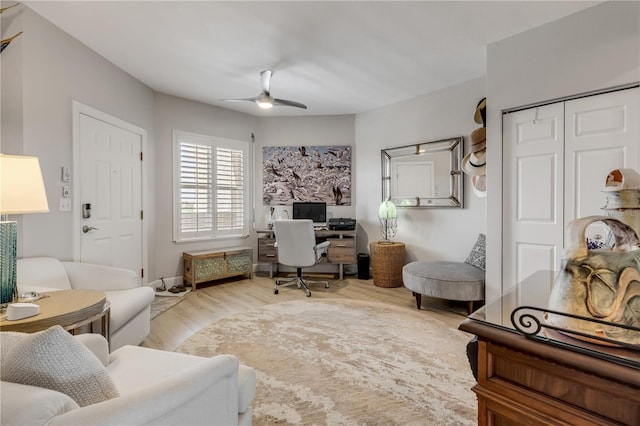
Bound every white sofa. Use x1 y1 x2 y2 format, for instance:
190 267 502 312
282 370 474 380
1 333 256 425
17 257 155 351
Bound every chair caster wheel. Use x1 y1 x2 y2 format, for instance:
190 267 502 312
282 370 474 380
325 284 330 288
274 289 279 295
306 292 311 297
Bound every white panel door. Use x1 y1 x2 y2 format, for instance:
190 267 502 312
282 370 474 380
503 103 564 308
564 88 640 243
79 113 142 276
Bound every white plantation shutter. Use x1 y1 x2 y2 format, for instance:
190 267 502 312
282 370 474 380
173 131 250 242
215 147 245 235
180 142 213 236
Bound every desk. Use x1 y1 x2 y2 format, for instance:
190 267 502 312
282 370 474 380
257 229 356 279
0 290 110 344
459 289 640 425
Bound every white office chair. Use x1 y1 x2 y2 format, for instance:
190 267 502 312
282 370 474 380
273 219 331 297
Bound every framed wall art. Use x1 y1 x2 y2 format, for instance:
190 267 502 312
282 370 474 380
263 145 352 206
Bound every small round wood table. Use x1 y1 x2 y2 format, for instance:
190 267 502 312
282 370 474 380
370 241 406 288
0 289 110 344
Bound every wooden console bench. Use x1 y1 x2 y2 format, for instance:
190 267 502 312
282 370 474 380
183 246 253 290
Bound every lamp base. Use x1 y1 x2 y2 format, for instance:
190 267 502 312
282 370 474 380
0 221 18 305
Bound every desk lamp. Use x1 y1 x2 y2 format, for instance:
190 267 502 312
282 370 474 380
378 199 397 243
1 154 49 307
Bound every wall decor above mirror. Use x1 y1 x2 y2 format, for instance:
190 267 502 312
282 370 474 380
382 136 463 208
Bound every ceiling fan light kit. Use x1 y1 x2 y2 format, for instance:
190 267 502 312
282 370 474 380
224 70 307 110
256 93 273 109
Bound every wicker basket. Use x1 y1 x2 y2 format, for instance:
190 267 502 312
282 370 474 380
370 242 405 288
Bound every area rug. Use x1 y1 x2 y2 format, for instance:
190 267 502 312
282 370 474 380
176 298 477 425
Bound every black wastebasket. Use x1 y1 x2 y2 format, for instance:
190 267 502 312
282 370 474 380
357 253 370 280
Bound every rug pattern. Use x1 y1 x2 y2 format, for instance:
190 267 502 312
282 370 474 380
177 299 477 425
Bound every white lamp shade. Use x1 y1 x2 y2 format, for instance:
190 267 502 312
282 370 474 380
1 154 49 214
378 200 397 220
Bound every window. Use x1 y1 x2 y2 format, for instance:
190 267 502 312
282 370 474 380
173 131 251 242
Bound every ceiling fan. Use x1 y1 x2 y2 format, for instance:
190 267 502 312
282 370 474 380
222 70 307 110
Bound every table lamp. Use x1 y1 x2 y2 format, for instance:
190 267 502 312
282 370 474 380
378 199 397 243
1 154 49 307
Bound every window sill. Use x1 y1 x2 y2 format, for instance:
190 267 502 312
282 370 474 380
173 234 249 244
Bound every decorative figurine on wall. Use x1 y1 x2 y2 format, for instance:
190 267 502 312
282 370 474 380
0 2 19 14
0 31 22 54
1 3 22 54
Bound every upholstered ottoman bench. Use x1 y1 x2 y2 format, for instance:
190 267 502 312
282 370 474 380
402 260 485 315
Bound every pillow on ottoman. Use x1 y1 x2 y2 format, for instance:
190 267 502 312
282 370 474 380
465 233 486 271
0 326 119 407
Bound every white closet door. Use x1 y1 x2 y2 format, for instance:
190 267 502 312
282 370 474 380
564 88 640 242
502 87 639 310
503 103 564 307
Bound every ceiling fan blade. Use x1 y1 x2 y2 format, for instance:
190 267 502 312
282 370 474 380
222 71 305 110
273 98 307 109
220 97 258 103
259 70 272 94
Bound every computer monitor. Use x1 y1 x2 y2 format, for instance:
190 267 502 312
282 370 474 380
292 202 327 226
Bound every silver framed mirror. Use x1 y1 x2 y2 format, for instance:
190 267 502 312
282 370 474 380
381 136 464 208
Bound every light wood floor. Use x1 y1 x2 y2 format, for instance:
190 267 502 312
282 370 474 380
142 272 472 352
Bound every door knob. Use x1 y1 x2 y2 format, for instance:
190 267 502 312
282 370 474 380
82 225 98 233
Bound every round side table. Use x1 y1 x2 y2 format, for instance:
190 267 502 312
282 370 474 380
370 241 405 288
0 290 110 345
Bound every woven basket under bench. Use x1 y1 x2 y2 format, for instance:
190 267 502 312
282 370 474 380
183 247 253 290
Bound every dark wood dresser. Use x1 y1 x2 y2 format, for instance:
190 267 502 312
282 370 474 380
459 304 640 425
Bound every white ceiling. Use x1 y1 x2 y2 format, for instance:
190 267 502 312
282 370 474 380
24 1 600 116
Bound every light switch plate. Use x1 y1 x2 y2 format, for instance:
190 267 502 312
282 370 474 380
61 166 71 182
59 198 72 212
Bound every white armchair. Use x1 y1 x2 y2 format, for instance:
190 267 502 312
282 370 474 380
17 257 155 351
0 333 256 425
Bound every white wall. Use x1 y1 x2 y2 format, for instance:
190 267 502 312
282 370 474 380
2 8 156 265
0 4 23 155
485 0 640 303
153 93 258 280
355 77 487 261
